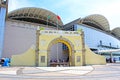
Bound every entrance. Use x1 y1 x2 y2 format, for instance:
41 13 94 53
47 38 74 66
48 42 69 66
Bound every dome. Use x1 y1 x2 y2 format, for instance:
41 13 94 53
82 14 110 31
8 7 63 27
112 27 120 38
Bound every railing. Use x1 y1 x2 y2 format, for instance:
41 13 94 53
98 44 119 49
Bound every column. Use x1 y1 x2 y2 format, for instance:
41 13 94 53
0 7 6 58
110 53 113 63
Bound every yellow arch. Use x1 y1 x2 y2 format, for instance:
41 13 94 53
47 37 74 66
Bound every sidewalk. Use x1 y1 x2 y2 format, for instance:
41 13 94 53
0 66 93 76
1 64 120 80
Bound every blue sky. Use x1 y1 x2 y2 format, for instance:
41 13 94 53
9 0 120 30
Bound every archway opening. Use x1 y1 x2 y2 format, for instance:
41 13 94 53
47 38 74 67
48 43 69 67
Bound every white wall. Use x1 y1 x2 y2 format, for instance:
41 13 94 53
3 20 64 59
3 21 36 58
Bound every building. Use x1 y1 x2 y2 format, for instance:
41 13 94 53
0 1 120 65
64 14 120 62
0 0 8 58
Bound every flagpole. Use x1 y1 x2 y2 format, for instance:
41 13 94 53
57 16 59 64
56 15 61 65
47 15 50 27
47 16 48 27
57 17 58 30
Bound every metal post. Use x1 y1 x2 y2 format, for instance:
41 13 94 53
47 17 48 27
35 27 40 66
56 18 59 63
6 0 8 19
110 53 113 63
81 31 86 66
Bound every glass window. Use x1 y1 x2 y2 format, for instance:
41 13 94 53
41 56 45 63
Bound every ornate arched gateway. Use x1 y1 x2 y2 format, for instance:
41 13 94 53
47 37 74 66
38 30 84 67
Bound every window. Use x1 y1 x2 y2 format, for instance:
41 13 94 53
77 56 80 62
41 56 45 63
62 44 68 50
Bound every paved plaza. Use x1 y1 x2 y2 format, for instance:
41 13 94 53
0 63 120 80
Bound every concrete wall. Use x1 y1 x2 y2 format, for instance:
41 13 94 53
3 20 36 58
10 46 36 66
3 20 60 58
85 46 106 65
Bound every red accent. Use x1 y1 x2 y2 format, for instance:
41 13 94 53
57 15 61 20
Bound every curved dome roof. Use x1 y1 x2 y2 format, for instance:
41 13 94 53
8 7 63 27
82 14 110 31
112 27 120 37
